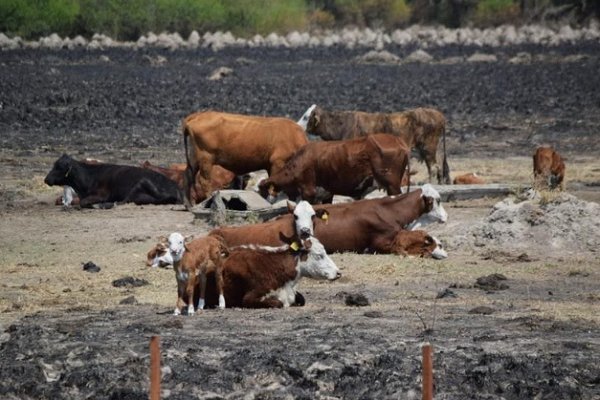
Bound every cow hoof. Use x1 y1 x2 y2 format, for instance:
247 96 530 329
173 309 181 316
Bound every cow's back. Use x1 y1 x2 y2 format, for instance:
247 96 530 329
209 217 294 248
183 111 308 173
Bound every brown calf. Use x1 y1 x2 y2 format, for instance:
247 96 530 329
453 172 485 185
390 230 448 259
533 146 565 190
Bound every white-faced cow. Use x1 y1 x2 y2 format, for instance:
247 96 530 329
200 234 340 308
533 146 566 190
258 133 410 204
311 184 448 254
302 105 450 184
182 110 308 207
44 154 181 208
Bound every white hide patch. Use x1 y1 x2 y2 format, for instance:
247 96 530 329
167 232 186 262
296 238 340 281
297 104 317 130
430 235 448 259
261 279 299 307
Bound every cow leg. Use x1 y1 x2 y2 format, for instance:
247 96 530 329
242 291 284 308
292 291 305 307
79 195 114 209
174 281 186 316
196 153 215 202
214 265 226 309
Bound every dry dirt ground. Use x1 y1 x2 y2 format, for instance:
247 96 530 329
0 43 599 399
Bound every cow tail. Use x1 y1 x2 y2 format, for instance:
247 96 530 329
406 155 411 194
183 124 196 209
441 124 451 184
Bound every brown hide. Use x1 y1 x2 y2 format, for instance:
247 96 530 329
453 172 485 185
200 247 299 308
533 146 565 190
390 230 438 257
173 235 228 314
307 106 449 183
182 111 308 206
141 161 237 204
213 189 434 255
260 133 409 203
312 189 433 253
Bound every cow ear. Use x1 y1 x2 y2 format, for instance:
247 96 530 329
184 235 194 244
315 209 329 222
286 201 295 214
158 235 168 244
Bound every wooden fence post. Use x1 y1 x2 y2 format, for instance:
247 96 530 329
150 335 161 400
422 342 433 400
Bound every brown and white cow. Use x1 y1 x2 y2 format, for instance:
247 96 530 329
258 133 410 204
312 184 448 254
200 235 340 308
453 172 485 185
391 230 447 259
533 146 566 190
182 110 308 207
165 232 229 315
212 185 447 257
210 200 330 249
302 105 450 184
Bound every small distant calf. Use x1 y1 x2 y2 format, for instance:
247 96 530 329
533 146 565 190
453 172 485 185
390 230 447 259
165 232 229 315
146 239 172 268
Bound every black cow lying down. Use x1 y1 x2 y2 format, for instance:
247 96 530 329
44 154 182 208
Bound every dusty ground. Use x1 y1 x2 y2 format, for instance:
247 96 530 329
0 43 599 399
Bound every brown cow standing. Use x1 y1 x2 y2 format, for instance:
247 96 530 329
533 146 566 190
258 133 410 204
182 110 308 207
304 106 450 184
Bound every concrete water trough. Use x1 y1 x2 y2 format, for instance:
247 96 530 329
192 184 517 224
191 190 291 225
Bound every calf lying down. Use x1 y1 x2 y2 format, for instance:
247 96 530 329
192 234 341 310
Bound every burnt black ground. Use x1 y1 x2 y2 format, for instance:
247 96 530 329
0 43 600 399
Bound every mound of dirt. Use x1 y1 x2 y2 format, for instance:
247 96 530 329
449 192 600 256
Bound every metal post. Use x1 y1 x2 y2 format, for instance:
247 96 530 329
150 335 161 400
422 342 433 400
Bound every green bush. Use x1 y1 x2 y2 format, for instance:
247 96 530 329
222 0 308 35
0 0 79 38
472 0 520 26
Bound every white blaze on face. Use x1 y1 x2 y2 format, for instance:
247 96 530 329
430 235 448 259
297 104 317 130
167 232 186 262
297 239 341 281
293 200 318 239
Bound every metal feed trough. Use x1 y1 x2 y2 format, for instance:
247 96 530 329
191 190 290 225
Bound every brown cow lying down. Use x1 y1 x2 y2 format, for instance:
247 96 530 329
258 133 410 204
141 161 246 205
182 110 308 206
391 230 447 259
453 172 485 185
164 233 229 315
302 105 450 184
533 146 566 190
212 184 448 257
197 235 340 309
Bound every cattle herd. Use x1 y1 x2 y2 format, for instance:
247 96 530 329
43 105 565 314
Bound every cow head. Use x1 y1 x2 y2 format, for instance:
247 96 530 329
167 232 193 262
305 106 322 134
279 232 341 281
44 154 75 187
406 184 448 230
288 200 329 240
429 235 448 259
297 104 317 130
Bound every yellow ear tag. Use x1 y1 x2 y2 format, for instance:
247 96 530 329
290 241 300 251
321 213 329 221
